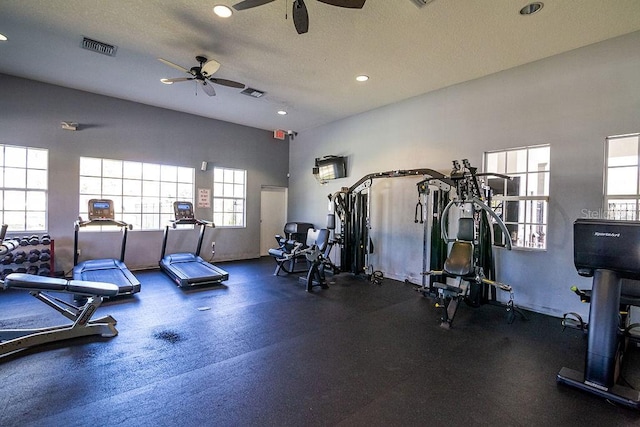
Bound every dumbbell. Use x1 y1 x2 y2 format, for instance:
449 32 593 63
27 265 39 275
15 267 27 274
2 268 14 278
0 239 18 256
40 234 51 245
38 265 51 276
39 249 51 262
19 236 30 246
28 249 41 263
29 235 40 245
13 250 27 264
1 253 14 265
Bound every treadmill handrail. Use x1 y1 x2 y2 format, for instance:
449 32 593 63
75 218 132 230
169 218 214 228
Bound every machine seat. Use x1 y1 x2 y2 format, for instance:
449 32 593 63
444 241 474 276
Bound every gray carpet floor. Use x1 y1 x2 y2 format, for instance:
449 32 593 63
1 257 639 426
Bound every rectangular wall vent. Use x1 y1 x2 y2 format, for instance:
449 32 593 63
240 88 266 98
81 37 118 57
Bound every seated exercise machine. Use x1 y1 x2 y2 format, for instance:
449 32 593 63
424 217 517 328
557 219 640 409
159 201 229 287
267 222 314 276
300 228 339 292
0 273 119 359
421 160 525 328
73 199 141 296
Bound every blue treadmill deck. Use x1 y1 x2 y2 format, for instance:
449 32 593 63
73 258 141 295
159 253 229 287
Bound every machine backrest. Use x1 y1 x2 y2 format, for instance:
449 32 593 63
284 222 314 242
443 217 475 276
457 217 475 242
306 228 329 252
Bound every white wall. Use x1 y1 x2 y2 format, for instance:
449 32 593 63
0 74 290 274
288 31 640 318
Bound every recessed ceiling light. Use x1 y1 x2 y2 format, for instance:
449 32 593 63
0 33 7 41
277 110 288 115
160 79 173 85
213 5 233 18
519 2 543 15
356 75 369 82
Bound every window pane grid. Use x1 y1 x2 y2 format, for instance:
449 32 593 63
485 144 550 249
212 167 246 227
79 157 194 230
0 145 48 232
605 134 640 221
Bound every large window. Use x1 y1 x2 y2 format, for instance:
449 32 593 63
213 167 246 227
79 157 194 230
0 145 48 232
484 145 550 249
605 133 640 220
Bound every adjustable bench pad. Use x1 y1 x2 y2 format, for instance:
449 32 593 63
4 273 120 297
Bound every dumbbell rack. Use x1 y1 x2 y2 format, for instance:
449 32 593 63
0 236 55 279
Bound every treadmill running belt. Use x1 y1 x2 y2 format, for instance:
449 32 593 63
160 253 229 287
73 259 141 295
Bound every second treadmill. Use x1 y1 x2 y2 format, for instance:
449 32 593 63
159 201 229 287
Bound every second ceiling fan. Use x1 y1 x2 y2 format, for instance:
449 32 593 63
232 0 366 34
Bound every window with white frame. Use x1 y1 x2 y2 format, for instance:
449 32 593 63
0 145 48 232
213 167 246 227
484 145 550 249
604 133 640 220
79 157 194 230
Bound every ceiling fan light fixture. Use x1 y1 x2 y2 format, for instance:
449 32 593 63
356 74 369 82
0 33 7 41
213 5 233 18
160 79 174 85
277 110 288 115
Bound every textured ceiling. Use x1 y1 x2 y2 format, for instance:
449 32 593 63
1 0 640 132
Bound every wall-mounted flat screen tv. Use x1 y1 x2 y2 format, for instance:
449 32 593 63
315 156 347 181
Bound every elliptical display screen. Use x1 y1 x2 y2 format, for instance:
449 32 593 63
174 201 195 220
88 199 115 220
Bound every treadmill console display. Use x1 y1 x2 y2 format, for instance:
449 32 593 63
88 199 115 220
574 218 640 279
174 201 195 220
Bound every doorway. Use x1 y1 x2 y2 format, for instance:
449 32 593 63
260 186 287 256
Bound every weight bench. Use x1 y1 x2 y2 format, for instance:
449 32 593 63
0 273 119 359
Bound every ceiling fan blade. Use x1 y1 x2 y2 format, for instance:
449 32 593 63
162 77 193 83
208 78 246 89
200 81 216 96
293 0 309 34
232 0 276 10
317 0 366 8
158 58 190 74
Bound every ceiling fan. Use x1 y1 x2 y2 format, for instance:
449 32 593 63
158 55 245 96
232 0 366 35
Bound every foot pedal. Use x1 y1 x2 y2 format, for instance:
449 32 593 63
562 312 587 332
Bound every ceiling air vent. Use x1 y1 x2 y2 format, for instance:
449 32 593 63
240 88 266 98
81 36 118 57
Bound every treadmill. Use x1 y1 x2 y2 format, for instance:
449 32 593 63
159 201 229 287
73 199 141 296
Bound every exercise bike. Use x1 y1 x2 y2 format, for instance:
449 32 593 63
557 218 640 409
